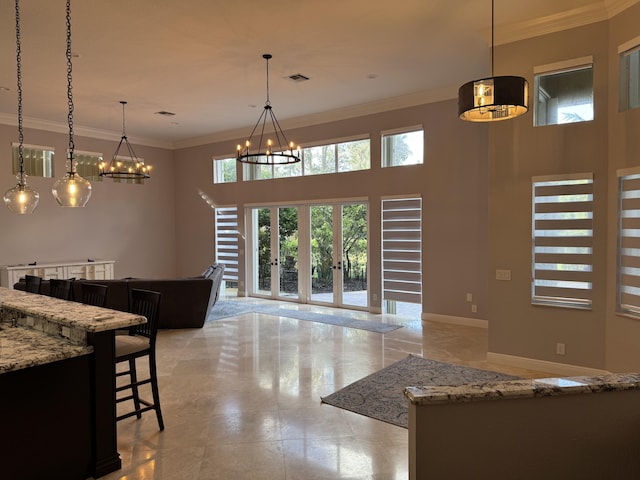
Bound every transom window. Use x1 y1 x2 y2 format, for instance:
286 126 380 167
73 150 103 181
213 157 237 184
532 173 593 309
534 57 594 126
242 137 370 181
619 36 640 112
382 127 424 167
12 143 54 178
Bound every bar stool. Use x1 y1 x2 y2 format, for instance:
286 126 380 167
48 279 73 300
115 288 164 430
80 283 108 307
24 275 42 294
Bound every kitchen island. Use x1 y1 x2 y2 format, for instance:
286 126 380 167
0 287 146 479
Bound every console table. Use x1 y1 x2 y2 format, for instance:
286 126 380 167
0 287 145 479
0 259 115 287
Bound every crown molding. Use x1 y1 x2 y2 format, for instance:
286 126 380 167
0 113 173 150
494 0 639 45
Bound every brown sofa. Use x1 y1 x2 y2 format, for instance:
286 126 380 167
14 264 225 329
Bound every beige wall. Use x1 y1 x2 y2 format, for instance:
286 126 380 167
489 21 611 370
606 2 640 371
0 125 177 279
173 99 489 318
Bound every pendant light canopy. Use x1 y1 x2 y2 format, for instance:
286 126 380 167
458 0 529 122
236 54 300 165
52 0 92 207
99 101 151 179
4 0 39 214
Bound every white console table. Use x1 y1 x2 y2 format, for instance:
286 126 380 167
1 260 115 288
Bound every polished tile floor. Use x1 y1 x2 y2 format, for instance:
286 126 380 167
103 297 553 480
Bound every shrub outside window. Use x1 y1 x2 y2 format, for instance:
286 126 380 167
534 58 594 126
382 128 424 167
213 157 237 184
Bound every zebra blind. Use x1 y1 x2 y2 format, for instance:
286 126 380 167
618 168 640 315
532 173 593 308
382 197 422 304
215 206 239 283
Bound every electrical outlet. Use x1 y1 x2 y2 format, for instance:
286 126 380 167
556 343 566 356
466 293 473 302
496 269 511 281
373 294 378 301
471 304 477 313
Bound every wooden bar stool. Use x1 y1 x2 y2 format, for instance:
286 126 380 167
115 288 164 430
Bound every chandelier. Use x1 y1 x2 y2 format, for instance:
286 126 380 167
99 101 151 179
51 0 92 207
236 54 300 165
3 0 39 214
458 0 529 121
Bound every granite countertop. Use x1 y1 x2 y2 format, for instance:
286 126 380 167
0 325 92 374
404 372 640 405
0 287 145 333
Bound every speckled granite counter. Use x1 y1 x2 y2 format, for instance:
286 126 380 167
0 286 145 377
0 326 92 374
404 372 640 405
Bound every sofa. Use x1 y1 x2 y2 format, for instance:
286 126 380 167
13 263 225 329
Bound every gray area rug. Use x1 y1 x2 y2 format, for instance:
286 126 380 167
208 301 402 334
321 354 521 428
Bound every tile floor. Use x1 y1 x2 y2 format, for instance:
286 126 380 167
103 297 553 480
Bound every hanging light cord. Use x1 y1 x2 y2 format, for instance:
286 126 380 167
490 0 494 77
65 0 75 173
14 0 24 180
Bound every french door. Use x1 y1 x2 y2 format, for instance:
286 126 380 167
248 201 368 309
252 206 299 300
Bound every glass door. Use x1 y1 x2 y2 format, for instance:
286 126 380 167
309 202 368 309
250 206 299 300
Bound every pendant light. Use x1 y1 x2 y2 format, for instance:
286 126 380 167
52 0 92 207
236 54 300 165
458 0 529 121
99 101 151 179
4 0 39 214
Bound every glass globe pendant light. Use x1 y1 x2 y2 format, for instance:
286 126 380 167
52 0 91 207
4 0 39 214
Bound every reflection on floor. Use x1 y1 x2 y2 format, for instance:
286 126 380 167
103 297 553 480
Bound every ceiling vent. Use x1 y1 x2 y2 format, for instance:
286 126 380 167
288 73 309 82
155 111 176 116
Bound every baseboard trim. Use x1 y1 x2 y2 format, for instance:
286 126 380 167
422 313 488 329
487 352 610 377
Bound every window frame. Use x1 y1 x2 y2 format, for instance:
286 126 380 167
213 157 237 184
617 166 640 318
618 35 640 112
531 172 594 310
533 56 594 127
381 126 424 168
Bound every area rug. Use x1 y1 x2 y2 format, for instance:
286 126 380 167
321 354 520 428
208 301 402 334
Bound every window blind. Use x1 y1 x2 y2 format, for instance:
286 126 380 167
382 197 422 304
215 206 239 282
618 169 640 315
532 174 593 308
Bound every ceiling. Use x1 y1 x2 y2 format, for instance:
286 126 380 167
0 0 635 149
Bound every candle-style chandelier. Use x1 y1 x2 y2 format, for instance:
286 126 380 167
236 54 300 165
